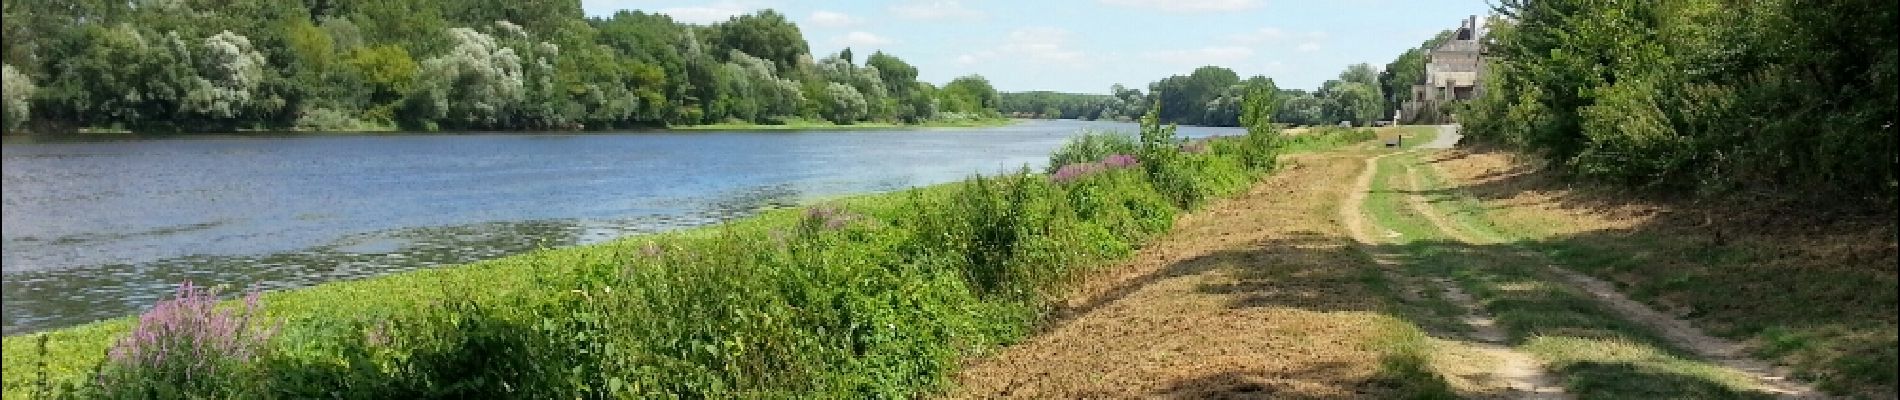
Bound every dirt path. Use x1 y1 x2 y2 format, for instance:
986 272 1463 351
1396 154 1828 399
1542 268 1827 398
1419 125 1462 150
947 153 1438 398
1347 153 1569 399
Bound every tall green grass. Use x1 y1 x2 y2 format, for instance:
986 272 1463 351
1045 129 1138 173
8 107 1340 399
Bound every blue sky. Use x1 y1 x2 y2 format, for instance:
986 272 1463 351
580 0 1491 94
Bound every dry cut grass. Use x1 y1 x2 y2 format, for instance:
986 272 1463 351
946 153 1453 399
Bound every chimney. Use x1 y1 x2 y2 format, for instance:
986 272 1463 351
1467 15 1479 38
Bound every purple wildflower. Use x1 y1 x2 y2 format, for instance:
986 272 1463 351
106 281 279 379
1050 162 1108 184
1101 154 1139 169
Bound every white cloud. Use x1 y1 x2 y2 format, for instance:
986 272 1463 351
957 27 1088 66
833 31 895 47
809 10 858 28
956 50 997 65
891 1 985 20
1001 27 1086 64
1227 27 1287 45
1099 0 1261 13
1297 42 1323 52
1142 46 1255 64
659 2 755 24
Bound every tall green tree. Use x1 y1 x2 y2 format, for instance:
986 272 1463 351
1147 66 1239 125
1469 0 1898 200
939 75 999 115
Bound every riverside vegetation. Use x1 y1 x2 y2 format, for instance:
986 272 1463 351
3 99 1385 398
0 2 1008 134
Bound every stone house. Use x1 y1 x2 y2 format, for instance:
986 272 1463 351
1401 15 1485 123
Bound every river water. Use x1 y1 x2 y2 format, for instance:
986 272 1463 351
1 120 1243 334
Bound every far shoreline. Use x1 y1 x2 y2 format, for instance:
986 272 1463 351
0 118 1030 143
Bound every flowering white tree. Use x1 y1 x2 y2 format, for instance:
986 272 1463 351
2 64 34 132
184 31 273 120
410 27 525 128
725 50 803 120
823 82 866 123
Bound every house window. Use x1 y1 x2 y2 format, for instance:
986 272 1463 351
1452 86 1475 100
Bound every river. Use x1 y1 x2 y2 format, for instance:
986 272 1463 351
0 120 1243 334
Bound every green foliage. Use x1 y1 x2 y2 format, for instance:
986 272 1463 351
938 75 1000 116
819 82 867 124
1234 80 1282 171
1323 82 1383 126
1278 126 1378 154
1274 89 1327 126
998 91 1113 120
1468 0 1898 200
1147 66 1240 126
1314 64 1386 126
2 64 32 132
4 3 995 134
1132 102 1253 208
1092 84 1148 122
865 51 933 123
707 10 808 74
1048 130 1139 172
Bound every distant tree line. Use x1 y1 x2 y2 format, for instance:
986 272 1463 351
999 61 1436 128
1464 0 1897 201
0 0 1001 134
997 91 1110 120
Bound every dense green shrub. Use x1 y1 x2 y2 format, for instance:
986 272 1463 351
1467 0 1898 201
1047 130 1139 173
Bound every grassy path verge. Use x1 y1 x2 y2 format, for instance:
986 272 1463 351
1345 151 1569 399
1362 149 1823 398
946 149 1457 398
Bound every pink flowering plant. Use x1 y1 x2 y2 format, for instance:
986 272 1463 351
95 281 279 396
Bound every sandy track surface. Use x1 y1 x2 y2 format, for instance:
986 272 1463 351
947 154 1420 399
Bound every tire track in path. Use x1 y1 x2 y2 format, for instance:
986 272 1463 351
1342 151 1569 399
1397 153 1828 399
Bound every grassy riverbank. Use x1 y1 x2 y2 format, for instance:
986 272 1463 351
1 117 1372 398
